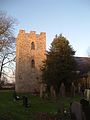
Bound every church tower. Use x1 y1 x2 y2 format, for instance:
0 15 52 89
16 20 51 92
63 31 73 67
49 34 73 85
15 30 46 93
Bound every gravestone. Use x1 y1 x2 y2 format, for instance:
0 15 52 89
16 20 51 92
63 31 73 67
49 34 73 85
40 83 43 98
50 86 56 97
23 96 28 108
78 83 81 95
71 82 75 97
60 83 65 97
84 89 90 101
40 83 47 98
70 101 84 120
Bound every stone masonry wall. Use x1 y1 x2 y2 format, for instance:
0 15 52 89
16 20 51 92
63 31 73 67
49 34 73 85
15 30 46 93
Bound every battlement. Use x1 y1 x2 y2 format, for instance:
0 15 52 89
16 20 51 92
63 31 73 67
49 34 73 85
19 29 25 34
40 32 46 35
30 31 36 34
18 29 46 37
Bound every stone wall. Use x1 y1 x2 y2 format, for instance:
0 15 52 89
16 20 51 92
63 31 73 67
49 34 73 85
15 30 46 93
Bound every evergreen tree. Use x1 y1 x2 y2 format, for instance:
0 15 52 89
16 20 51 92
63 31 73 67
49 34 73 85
41 34 77 93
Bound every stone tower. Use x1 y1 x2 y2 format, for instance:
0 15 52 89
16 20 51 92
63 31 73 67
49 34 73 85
15 30 46 93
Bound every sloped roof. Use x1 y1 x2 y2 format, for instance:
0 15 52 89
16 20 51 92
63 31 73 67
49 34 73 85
75 57 90 74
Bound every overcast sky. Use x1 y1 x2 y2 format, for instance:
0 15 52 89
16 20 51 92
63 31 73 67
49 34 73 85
0 0 90 57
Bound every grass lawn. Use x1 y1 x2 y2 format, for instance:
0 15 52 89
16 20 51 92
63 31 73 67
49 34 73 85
0 90 84 120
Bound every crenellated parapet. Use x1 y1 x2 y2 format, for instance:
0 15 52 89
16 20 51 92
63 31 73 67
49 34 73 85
17 30 46 38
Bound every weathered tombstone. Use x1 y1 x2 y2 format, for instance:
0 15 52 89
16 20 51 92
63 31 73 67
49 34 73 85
50 85 56 97
40 83 43 98
78 83 81 95
70 101 84 120
84 89 90 101
60 82 65 97
71 82 75 97
23 96 28 108
40 83 47 98
86 89 90 100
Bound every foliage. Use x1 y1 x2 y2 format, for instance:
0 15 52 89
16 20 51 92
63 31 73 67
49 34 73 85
41 34 77 93
0 11 16 84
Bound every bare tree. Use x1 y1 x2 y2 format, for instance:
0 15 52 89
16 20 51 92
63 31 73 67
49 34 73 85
0 11 17 86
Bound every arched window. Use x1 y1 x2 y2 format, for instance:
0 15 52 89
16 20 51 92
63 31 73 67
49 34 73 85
31 42 35 50
31 59 35 68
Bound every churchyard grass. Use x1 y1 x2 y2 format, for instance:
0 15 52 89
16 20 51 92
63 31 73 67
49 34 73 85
0 90 85 120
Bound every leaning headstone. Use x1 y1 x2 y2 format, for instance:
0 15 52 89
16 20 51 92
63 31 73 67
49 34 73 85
60 83 65 97
71 82 75 97
70 101 84 120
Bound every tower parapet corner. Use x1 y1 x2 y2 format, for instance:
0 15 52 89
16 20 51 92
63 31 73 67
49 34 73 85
16 30 26 43
17 29 26 39
30 31 36 34
19 29 25 34
40 32 46 36
40 32 46 35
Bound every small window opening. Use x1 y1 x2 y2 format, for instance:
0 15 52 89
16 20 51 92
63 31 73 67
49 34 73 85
31 59 35 68
31 42 35 50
